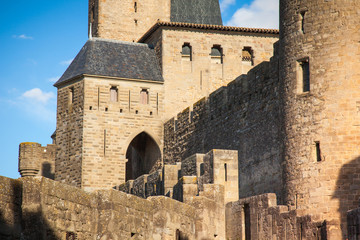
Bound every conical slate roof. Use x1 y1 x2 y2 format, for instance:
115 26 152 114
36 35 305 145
54 38 163 87
170 0 223 26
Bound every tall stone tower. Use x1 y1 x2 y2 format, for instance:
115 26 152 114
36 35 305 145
279 0 360 238
88 0 223 42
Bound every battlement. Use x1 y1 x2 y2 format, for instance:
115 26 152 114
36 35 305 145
18 142 56 179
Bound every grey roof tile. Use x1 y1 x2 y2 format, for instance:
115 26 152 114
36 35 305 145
55 38 163 86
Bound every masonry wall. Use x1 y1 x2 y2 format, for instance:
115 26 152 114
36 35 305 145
143 27 278 119
81 76 165 191
89 0 171 42
0 177 21 239
164 53 283 202
225 193 329 240
279 0 360 238
55 79 85 188
0 176 233 240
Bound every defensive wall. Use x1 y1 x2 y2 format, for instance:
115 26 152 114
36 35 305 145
163 42 283 203
0 174 330 240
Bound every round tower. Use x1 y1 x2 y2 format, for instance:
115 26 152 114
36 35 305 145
279 0 360 238
18 142 41 177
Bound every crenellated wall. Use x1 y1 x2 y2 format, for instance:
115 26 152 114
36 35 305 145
18 142 56 179
163 48 283 202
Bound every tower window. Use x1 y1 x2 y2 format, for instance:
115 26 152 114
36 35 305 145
69 87 74 104
140 89 149 104
210 45 223 64
315 141 322 162
134 2 137 12
110 86 118 102
242 47 254 65
300 11 307 33
298 58 310 93
181 43 192 61
90 6 95 23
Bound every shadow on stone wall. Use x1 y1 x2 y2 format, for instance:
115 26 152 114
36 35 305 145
333 156 360 238
0 178 58 240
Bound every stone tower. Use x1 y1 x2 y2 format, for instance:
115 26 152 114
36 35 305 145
279 0 360 238
88 0 222 42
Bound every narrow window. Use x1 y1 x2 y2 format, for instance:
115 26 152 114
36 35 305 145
181 43 192 61
134 2 137 12
134 19 138 26
69 87 74 104
298 58 310 93
224 163 228 182
300 11 306 33
242 47 254 66
210 45 223 64
66 232 77 240
90 6 95 23
315 141 322 162
110 86 118 102
140 89 149 104
243 204 251 240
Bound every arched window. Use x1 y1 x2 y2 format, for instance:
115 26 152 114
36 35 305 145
242 47 254 66
210 45 223 64
181 43 192 61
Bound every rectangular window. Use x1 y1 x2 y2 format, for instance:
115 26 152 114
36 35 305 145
140 89 149 104
315 141 322 162
242 203 251 240
224 163 228 182
69 87 74 104
300 11 306 33
298 58 310 93
110 86 118 102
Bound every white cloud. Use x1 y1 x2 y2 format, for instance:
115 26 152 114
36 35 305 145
226 0 279 29
48 76 60 83
220 0 236 12
22 88 55 104
60 59 74 65
13 34 33 40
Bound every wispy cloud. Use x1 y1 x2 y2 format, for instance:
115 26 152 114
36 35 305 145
22 88 55 104
13 34 34 40
48 76 60 83
225 0 279 29
60 59 74 66
220 0 236 13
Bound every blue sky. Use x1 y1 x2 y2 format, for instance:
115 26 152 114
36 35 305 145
0 0 278 179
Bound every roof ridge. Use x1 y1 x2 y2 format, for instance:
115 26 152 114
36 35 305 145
138 21 279 43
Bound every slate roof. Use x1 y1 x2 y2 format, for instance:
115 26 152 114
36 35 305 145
54 38 163 87
170 0 222 25
139 22 279 43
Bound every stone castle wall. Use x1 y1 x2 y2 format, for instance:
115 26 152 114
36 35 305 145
163 49 283 202
56 76 165 191
89 0 171 42
143 27 278 119
279 0 360 237
18 142 56 179
55 80 85 188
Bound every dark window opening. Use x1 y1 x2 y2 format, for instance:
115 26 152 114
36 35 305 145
176 229 189 240
110 86 118 102
134 2 137 12
134 19 138 25
120 109 123 113
316 141 322 162
210 45 223 63
66 232 77 240
140 89 149 104
181 43 192 61
300 11 306 33
224 163 228 182
299 59 310 92
244 203 251 240
90 6 95 23
242 47 254 65
126 132 161 181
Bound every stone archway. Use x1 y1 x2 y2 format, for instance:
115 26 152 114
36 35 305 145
125 132 161 181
